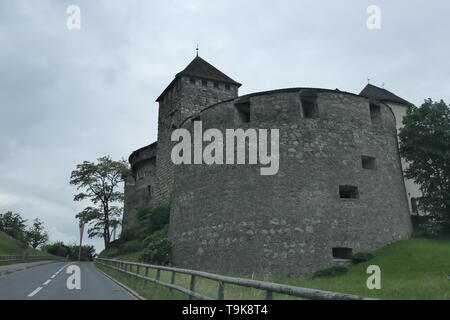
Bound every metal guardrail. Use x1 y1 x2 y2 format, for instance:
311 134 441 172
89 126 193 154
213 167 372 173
96 258 374 300
0 254 62 263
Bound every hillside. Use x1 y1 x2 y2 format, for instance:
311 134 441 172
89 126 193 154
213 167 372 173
0 231 47 257
97 237 450 300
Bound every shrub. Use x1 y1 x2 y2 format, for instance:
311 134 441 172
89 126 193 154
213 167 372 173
143 227 168 248
139 229 171 265
117 239 144 255
136 203 170 239
352 252 374 264
313 266 348 278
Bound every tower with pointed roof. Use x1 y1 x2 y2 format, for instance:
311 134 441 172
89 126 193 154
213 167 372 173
360 84 422 215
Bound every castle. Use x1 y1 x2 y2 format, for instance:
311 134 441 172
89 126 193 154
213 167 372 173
122 55 416 278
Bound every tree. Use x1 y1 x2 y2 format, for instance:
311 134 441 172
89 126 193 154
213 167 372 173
70 156 129 249
26 218 49 249
399 99 450 233
0 211 27 243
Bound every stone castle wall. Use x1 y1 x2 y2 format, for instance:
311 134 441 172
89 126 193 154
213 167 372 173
168 88 412 278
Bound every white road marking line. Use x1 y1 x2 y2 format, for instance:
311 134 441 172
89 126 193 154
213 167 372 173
51 274 56 279
27 287 43 297
43 280 51 286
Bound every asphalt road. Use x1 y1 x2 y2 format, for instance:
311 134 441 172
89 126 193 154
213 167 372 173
0 261 135 300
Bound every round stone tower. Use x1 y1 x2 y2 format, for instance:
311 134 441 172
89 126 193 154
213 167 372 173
169 88 412 278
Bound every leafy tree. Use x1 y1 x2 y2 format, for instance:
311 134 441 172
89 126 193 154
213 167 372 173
0 211 27 243
26 218 49 249
43 242 70 257
70 156 129 249
399 99 450 233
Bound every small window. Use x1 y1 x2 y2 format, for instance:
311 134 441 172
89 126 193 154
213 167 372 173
235 102 250 123
202 80 208 87
361 156 377 170
370 103 382 125
339 185 359 199
225 84 231 91
214 82 219 89
189 78 196 85
301 97 318 118
411 198 418 214
332 247 353 259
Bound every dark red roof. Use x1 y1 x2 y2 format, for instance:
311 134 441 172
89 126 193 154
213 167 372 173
177 56 241 86
360 84 410 105
157 56 241 101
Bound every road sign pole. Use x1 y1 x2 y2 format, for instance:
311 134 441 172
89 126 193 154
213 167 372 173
79 223 84 261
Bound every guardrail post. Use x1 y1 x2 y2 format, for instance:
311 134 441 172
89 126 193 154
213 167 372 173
170 271 176 292
218 281 225 300
156 269 161 281
145 267 149 284
189 275 196 300
136 265 140 278
265 290 273 300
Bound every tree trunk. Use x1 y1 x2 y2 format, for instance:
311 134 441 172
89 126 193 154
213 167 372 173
103 203 110 250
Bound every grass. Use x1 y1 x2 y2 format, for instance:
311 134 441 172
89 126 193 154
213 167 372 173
96 237 450 300
0 231 56 266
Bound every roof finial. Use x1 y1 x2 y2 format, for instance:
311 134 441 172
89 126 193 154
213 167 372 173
381 82 385 88
367 77 371 84
196 44 199 57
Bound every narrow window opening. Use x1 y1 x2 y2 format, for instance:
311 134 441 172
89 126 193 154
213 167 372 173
235 102 251 124
214 82 219 89
189 78 196 85
370 103 382 125
339 185 359 199
202 80 208 87
225 84 231 91
332 247 353 260
361 156 377 170
301 97 318 118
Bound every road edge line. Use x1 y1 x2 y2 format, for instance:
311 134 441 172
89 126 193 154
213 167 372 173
95 264 146 301
0 260 60 279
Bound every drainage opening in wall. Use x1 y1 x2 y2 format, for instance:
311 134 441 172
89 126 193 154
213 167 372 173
332 247 353 260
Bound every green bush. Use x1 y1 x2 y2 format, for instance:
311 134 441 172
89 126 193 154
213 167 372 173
139 229 171 265
136 203 170 239
117 239 144 255
352 252 374 264
313 266 348 278
143 227 168 248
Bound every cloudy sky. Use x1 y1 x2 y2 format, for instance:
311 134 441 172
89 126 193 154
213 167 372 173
0 0 448 251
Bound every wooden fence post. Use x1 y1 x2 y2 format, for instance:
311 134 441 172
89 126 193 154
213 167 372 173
170 271 176 292
218 281 225 300
189 275 196 300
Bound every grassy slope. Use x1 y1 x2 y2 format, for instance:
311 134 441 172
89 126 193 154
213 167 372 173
97 237 450 300
0 231 54 265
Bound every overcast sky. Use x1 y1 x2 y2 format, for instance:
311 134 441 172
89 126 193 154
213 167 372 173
0 0 448 251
